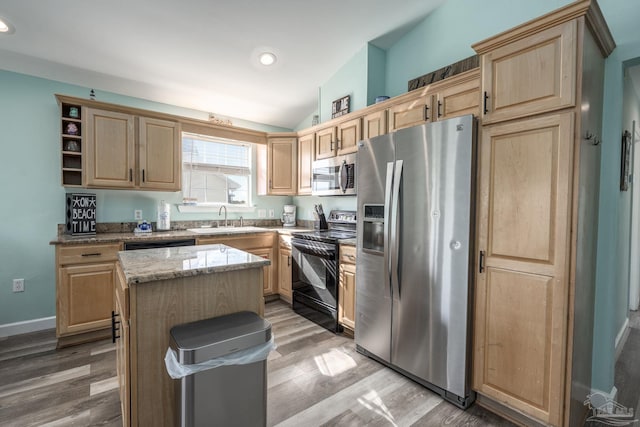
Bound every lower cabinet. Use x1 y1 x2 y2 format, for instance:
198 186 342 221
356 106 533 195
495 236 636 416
55 242 121 345
197 233 277 296
338 244 356 331
278 235 292 303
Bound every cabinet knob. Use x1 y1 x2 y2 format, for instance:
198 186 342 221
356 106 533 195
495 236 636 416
81 252 102 257
437 101 443 118
424 105 430 121
142 169 146 183
129 169 133 182
288 255 291 266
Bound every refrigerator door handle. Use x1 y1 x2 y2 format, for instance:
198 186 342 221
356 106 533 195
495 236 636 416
384 162 395 293
390 160 403 300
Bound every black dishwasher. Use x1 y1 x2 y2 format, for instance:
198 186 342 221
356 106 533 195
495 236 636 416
124 239 196 251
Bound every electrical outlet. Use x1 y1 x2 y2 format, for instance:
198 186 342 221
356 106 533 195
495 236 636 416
134 209 143 220
268 209 275 218
13 279 24 293
258 209 266 218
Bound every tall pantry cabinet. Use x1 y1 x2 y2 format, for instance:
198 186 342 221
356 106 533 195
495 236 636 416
471 1 614 426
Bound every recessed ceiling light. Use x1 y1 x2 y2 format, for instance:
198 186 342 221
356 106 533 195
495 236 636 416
0 16 15 34
259 52 277 66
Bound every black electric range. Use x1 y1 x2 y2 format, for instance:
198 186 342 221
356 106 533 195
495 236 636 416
290 210 356 332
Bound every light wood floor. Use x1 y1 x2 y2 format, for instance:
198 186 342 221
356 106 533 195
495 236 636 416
0 301 515 426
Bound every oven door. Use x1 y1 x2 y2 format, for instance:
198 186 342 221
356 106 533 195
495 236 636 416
291 238 337 307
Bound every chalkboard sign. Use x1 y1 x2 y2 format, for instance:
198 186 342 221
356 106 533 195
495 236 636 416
66 193 96 235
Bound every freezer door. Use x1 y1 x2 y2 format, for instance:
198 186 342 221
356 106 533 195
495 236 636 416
355 134 394 362
390 116 474 398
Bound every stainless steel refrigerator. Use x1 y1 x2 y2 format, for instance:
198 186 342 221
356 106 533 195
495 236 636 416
355 115 476 408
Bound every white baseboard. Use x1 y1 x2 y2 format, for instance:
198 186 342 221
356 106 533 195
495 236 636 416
615 317 630 360
0 316 56 338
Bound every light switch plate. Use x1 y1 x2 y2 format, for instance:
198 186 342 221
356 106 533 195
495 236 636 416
134 210 143 220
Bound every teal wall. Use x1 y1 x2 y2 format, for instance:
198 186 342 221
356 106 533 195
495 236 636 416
318 45 368 123
0 70 292 326
592 41 640 393
366 44 387 105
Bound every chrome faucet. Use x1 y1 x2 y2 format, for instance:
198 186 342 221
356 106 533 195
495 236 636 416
218 205 228 227
239 216 244 227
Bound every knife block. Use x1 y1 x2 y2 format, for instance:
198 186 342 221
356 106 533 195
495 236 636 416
314 214 328 230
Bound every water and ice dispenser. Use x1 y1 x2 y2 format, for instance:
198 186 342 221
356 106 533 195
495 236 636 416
362 204 384 253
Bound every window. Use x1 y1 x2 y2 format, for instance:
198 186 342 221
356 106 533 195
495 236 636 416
182 133 252 206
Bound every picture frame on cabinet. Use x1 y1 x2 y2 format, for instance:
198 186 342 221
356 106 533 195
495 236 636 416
621 130 631 191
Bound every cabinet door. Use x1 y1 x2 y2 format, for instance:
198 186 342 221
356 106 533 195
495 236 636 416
267 137 297 195
337 118 361 155
339 262 356 330
388 94 433 132
278 248 292 302
297 133 315 195
58 262 115 336
363 110 388 139
481 20 576 124
85 108 135 188
315 126 337 160
250 247 275 295
138 117 181 191
473 113 573 426
435 76 480 121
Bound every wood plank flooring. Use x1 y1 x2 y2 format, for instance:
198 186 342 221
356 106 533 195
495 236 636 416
0 301 514 426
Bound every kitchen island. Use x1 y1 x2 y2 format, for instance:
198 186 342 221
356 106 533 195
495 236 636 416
115 244 270 427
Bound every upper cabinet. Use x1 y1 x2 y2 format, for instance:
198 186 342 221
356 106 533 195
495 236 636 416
138 117 181 191
362 109 388 139
266 135 297 195
297 132 315 195
434 70 480 121
315 125 337 160
56 95 182 192
336 117 361 155
85 109 136 189
388 93 433 132
85 109 181 191
313 117 362 160
479 21 577 124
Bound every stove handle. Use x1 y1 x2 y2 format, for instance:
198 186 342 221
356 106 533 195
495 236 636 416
291 240 336 260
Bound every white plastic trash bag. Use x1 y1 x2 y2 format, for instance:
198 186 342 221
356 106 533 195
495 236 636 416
165 335 277 379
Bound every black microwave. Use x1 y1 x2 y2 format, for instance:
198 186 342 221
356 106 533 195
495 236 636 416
312 153 356 196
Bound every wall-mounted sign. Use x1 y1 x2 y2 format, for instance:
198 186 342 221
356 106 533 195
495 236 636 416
66 193 97 235
331 95 350 119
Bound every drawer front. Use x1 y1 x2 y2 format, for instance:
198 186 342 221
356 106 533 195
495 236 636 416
58 243 121 265
340 245 356 264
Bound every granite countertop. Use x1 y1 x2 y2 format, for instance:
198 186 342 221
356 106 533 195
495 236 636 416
339 238 356 246
118 244 271 285
51 226 314 245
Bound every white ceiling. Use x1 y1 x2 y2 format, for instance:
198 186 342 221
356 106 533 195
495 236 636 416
0 0 445 129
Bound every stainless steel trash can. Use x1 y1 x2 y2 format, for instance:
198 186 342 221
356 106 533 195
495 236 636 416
169 311 272 427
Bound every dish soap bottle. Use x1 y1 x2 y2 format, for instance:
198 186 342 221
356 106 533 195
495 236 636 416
157 200 171 231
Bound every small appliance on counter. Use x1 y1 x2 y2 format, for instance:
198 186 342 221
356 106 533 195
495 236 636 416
281 205 296 227
157 200 171 231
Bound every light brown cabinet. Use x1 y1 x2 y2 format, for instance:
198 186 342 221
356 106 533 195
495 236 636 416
362 109 388 139
471 1 614 426
197 233 277 296
479 20 577 125
55 242 121 345
315 125 337 160
278 236 292 303
434 70 480 121
336 117 361 155
85 108 181 191
266 136 297 195
338 245 356 331
388 93 433 132
115 265 130 427
297 132 315 195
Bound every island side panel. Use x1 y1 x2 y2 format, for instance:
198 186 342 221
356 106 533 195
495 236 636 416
130 267 264 427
